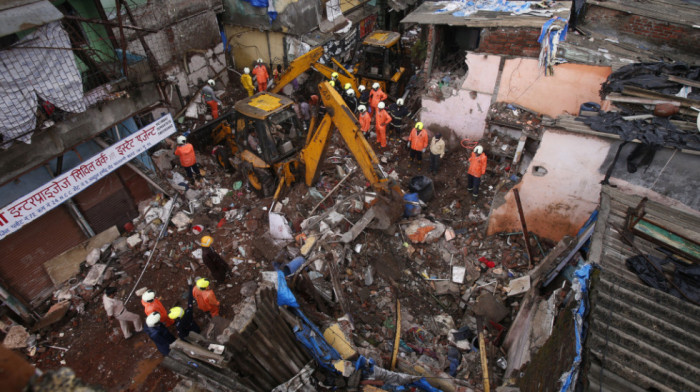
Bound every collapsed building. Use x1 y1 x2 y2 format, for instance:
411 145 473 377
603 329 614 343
0 0 699 391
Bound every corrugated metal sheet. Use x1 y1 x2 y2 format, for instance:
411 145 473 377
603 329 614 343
0 206 86 303
585 186 700 391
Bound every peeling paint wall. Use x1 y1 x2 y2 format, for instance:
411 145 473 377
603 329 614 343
163 42 228 99
496 58 611 117
226 25 285 70
222 0 320 35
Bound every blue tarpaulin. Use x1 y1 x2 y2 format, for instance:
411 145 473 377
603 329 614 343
559 264 592 391
242 0 277 22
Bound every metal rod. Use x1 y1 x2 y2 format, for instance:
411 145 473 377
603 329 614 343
513 188 534 269
309 168 356 215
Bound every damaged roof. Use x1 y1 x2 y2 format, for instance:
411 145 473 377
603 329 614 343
587 0 700 27
400 0 571 27
585 186 700 391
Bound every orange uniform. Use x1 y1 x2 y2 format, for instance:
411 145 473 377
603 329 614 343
175 143 196 168
141 298 174 326
359 112 371 134
368 88 387 113
252 64 269 92
193 286 220 316
375 109 392 148
468 152 487 178
408 127 429 151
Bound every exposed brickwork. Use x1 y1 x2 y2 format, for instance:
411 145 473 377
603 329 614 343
584 5 699 54
476 27 542 58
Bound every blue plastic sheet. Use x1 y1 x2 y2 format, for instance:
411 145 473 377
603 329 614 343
276 270 299 308
559 264 592 391
435 0 533 18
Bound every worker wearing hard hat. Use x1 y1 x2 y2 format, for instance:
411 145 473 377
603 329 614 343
144 312 176 356
141 290 174 327
368 83 387 115
342 84 358 113
241 67 255 97
200 235 228 282
169 284 201 340
252 58 269 92
408 122 429 168
388 98 409 140
375 101 392 149
174 135 203 185
467 145 487 198
358 85 370 113
193 278 220 317
202 79 223 119
358 105 371 135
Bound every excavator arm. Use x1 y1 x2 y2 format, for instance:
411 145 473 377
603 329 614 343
270 47 358 94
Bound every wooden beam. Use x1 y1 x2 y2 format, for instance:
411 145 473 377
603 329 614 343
623 86 700 108
667 75 700 89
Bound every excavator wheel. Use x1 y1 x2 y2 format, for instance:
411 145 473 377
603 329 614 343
240 162 276 197
214 147 234 172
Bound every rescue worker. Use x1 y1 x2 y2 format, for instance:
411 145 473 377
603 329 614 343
169 285 201 340
467 145 487 198
329 80 343 95
343 84 358 113
388 98 409 140
369 83 387 115
201 79 222 119
144 312 176 356
273 64 283 84
252 58 269 92
174 136 203 185
141 290 174 327
330 71 339 85
309 95 320 119
200 235 228 282
103 287 142 340
358 105 371 135
358 85 370 113
193 278 220 317
375 101 392 149
429 133 446 174
240 67 255 97
408 122 429 167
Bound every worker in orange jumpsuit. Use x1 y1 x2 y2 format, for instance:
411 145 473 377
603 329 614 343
368 83 387 115
193 278 220 317
174 136 203 185
467 145 487 198
358 105 371 135
408 122 429 168
141 290 174 327
252 59 269 92
374 101 392 148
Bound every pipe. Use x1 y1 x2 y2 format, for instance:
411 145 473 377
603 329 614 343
513 188 534 269
282 256 306 276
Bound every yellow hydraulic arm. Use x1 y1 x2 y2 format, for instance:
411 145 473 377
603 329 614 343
270 47 358 94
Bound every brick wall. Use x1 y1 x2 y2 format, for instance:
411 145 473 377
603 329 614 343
476 27 542 58
584 6 699 54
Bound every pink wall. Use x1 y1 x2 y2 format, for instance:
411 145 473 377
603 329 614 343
496 59 611 118
463 53 501 94
488 130 609 241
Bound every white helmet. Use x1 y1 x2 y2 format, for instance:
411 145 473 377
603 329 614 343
358 105 366 112
358 85 366 92
378 102 385 109
146 312 161 327
372 83 380 90
397 98 404 106
244 67 250 74
474 145 484 154
346 89 355 96
257 58 263 63
142 290 155 302
207 79 215 87
176 136 187 145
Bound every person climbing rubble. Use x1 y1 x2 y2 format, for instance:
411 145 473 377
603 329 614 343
103 287 142 340
467 145 487 198
358 105 371 135
240 67 255 97
200 235 229 282
201 79 222 119
193 278 220 317
375 101 392 149
252 58 269 92
141 290 174 327
429 132 445 174
408 122 429 168
174 135 203 186
369 83 387 115
168 285 201 340
144 312 176 356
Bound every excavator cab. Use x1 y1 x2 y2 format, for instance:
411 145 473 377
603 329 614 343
355 30 409 96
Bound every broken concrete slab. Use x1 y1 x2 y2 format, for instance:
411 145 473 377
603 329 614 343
433 281 461 296
3 325 30 349
33 300 71 330
126 234 142 248
405 218 446 243
507 276 531 297
82 264 108 287
171 211 192 231
473 292 509 323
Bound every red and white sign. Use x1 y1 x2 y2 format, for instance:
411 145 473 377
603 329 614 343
0 114 177 240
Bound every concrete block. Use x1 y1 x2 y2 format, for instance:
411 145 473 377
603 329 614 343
126 234 142 248
405 218 446 243
507 276 531 297
82 264 108 286
3 325 30 349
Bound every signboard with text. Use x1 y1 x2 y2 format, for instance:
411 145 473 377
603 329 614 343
0 114 177 240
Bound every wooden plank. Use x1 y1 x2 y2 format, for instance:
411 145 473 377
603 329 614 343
587 0 700 26
606 94 681 106
667 75 700 89
623 86 700 108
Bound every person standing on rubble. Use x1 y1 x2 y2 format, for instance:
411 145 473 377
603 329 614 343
467 145 487 198
429 133 445 174
388 98 408 140
144 312 176 356
174 136 203 186
408 122 429 168
200 235 229 282
141 290 174 327
103 287 142 340
358 85 370 113
168 285 201 340
240 67 255 97
252 59 269 92
358 105 371 135
369 83 387 115
342 84 358 113
193 278 220 317
375 102 392 149
201 79 222 119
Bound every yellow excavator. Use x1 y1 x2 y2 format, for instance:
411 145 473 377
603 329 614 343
271 30 411 97
190 81 403 216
